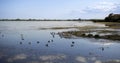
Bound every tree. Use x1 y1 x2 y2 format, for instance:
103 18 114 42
105 17 109 22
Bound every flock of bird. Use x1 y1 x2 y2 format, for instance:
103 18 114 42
19 32 76 47
0 31 107 51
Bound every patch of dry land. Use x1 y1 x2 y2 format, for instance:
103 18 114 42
55 22 120 41
95 22 120 29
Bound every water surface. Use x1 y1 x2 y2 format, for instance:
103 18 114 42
0 21 120 63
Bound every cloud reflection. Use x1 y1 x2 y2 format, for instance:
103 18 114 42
94 60 102 63
76 56 87 63
104 59 120 63
39 54 66 61
27 61 54 63
76 56 104 63
7 53 27 62
0 52 6 59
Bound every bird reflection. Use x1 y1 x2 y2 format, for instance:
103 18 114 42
21 34 24 40
71 44 74 47
52 35 55 38
50 32 55 38
98 47 107 51
2 34 4 37
0 32 4 38
89 52 94 55
58 32 63 39
28 42 31 45
99 47 105 51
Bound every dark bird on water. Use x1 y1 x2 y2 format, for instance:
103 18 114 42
45 44 48 47
101 47 104 51
48 40 50 43
20 42 22 44
37 41 40 43
72 41 75 44
51 39 53 42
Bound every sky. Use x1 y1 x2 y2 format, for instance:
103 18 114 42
0 0 120 19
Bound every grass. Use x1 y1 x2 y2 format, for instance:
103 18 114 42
95 22 120 29
39 21 120 41
58 30 120 41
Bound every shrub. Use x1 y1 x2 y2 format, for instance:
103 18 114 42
94 34 100 38
87 34 93 37
81 33 86 36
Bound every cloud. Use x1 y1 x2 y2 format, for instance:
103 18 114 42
84 1 120 13
113 5 120 13
72 1 120 14
65 1 120 19
90 2 118 12
61 10 87 19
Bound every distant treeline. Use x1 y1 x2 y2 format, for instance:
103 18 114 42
88 13 120 22
0 18 82 21
105 13 120 22
0 18 105 22
0 13 120 22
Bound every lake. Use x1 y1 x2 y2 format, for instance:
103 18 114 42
0 21 120 63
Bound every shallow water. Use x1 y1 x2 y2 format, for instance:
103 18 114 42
0 21 120 63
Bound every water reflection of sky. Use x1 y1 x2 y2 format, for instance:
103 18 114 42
0 21 120 63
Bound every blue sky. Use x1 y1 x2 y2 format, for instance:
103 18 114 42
0 0 120 19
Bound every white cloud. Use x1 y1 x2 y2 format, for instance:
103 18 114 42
87 2 119 12
94 2 117 11
60 1 120 19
